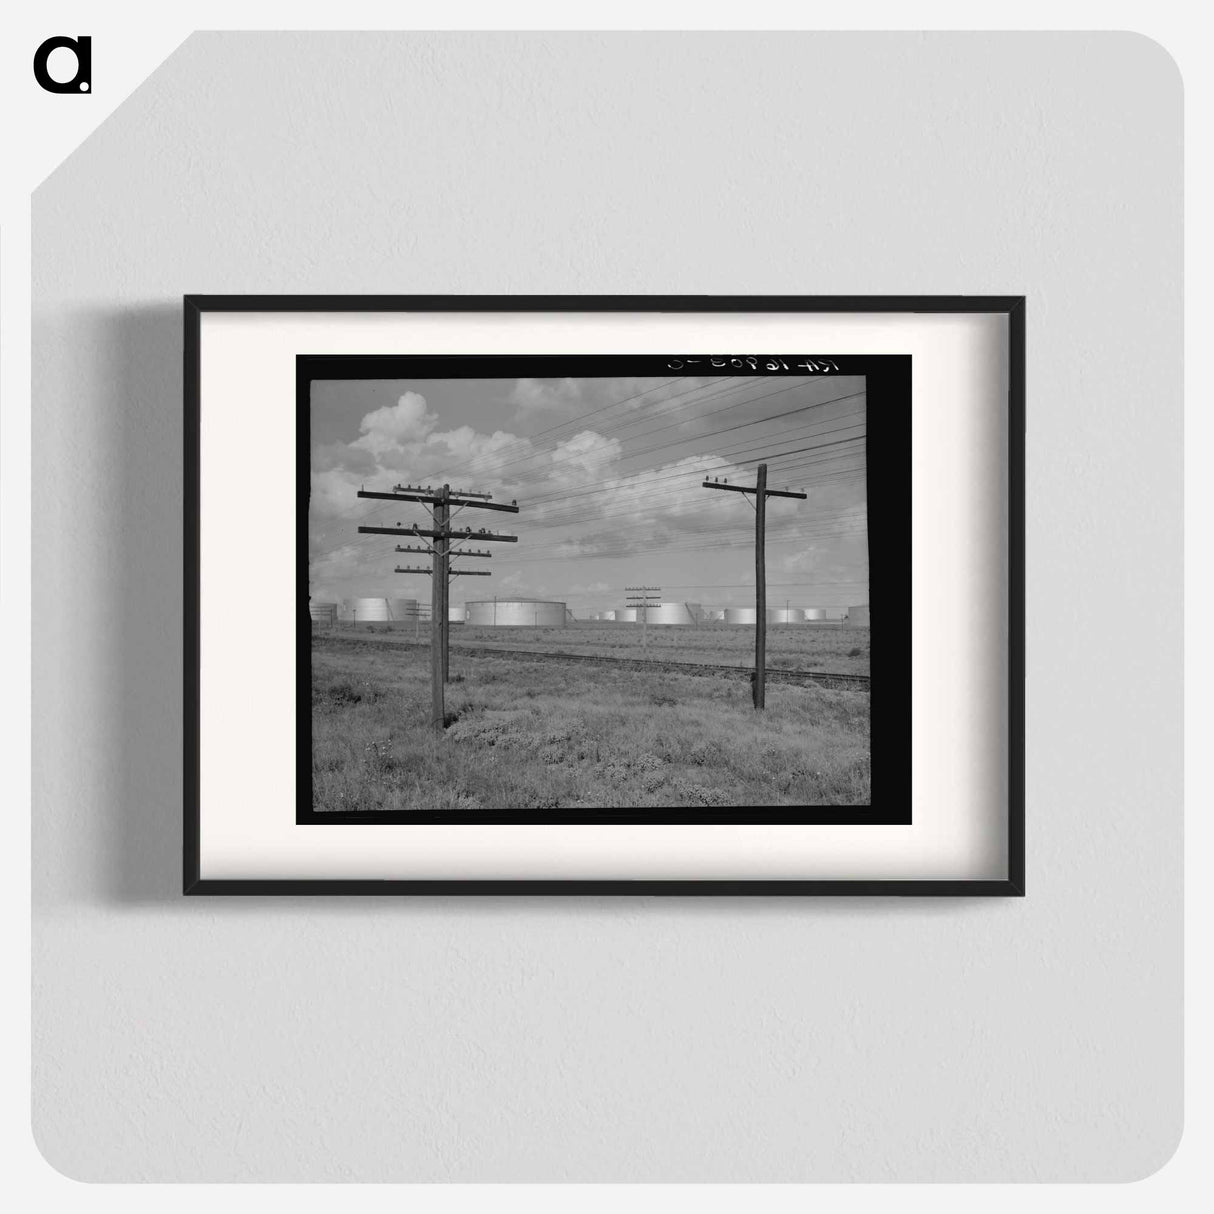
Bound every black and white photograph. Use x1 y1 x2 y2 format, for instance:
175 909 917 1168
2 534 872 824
301 353 911 823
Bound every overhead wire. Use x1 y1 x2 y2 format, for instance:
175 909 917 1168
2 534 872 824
309 389 865 561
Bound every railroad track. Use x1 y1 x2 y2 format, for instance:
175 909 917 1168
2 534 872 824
319 633 870 691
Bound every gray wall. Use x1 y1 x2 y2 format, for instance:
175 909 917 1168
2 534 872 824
32 33 1182 1181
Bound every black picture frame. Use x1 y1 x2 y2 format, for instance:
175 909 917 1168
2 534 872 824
184 295 1025 896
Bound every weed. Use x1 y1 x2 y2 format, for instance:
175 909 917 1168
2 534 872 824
310 635 869 811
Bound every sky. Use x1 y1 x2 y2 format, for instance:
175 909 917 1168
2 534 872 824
309 374 869 615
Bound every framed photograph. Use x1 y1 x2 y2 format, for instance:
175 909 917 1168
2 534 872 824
185 296 1023 895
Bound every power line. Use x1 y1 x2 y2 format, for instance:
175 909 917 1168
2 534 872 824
521 447 865 530
494 524 867 567
312 494 867 578
426 374 760 484
311 388 868 580
308 375 701 531
312 377 862 546
307 376 786 554
308 406 866 563
531 386 868 485
521 413 866 507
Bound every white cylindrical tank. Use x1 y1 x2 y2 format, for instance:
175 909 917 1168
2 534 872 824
464 599 567 627
767 607 804 625
339 596 418 623
803 608 827 621
599 610 616 622
845 604 871 626
645 602 700 626
705 609 725 622
615 607 639 623
724 607 758 625
448 605 464 623
309 602 337 625
342 597 392 622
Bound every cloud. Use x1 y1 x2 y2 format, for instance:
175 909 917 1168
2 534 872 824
544 430 622 485
309 389 545 525
507 377 585 418
309 379 869 600
777 532 869 583
351 391 437 457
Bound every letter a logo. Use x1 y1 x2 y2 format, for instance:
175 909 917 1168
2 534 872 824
34 36 92 94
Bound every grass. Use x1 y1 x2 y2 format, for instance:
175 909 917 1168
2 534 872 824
322 621 871 675
312 635 870 812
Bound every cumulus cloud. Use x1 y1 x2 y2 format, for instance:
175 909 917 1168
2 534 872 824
545 431 622 484
351 391 437 456
309 390 545 524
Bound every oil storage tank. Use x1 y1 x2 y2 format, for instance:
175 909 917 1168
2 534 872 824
614 607 639 623
464 598 567 627
724 606 758 625
447 605 464 623
387 598 418 622
803 608 827 621
341 597 391 622
845 604 871 627
309 602 337 626
767 607 804 625
339 596 418 623
645 602 703 626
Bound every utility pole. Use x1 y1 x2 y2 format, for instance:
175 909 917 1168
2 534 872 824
437 486 449 684
358 483 519 731
703 464 806 710
625 586 660 651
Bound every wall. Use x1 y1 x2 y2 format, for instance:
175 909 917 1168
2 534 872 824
31 32 1181 1181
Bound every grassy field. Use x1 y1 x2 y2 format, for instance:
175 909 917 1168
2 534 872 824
312 634 871 811
319 621 871 675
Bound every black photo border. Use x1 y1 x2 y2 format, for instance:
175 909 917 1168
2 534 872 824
184 296 1025 896
296 352 907 828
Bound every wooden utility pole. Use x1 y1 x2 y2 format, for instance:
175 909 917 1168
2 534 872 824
755 463 767 706
625 586 660 650
430 494 444 726
358 483 519 731
703 463 806 710
436 486 450 685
